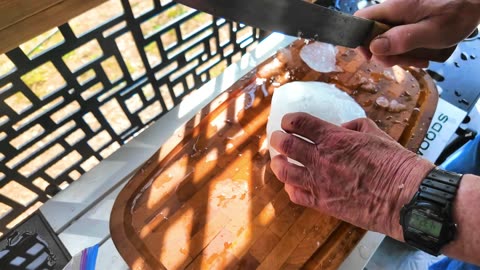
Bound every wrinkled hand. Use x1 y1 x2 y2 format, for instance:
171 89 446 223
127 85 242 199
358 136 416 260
269 113 434 240
354 0 480 67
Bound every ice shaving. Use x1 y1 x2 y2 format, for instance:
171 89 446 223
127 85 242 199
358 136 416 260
299 41 340 73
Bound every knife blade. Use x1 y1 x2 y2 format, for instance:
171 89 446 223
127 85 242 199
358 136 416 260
174 0 454 62
174 0 386 48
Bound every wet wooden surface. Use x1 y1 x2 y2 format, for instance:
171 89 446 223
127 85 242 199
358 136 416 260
110 40 438 270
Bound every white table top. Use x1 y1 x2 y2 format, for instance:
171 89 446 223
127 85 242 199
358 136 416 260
40 33 385 270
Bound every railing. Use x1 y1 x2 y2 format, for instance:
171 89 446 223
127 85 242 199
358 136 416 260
0 0 260 234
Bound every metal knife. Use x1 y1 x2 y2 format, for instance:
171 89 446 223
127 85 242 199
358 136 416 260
174 0 453 62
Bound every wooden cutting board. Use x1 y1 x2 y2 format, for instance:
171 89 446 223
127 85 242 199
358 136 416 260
110 40 438 270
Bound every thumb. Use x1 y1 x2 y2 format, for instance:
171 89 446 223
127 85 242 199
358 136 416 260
370 21 441 55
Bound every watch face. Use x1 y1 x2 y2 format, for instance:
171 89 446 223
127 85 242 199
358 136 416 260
407 209 443 238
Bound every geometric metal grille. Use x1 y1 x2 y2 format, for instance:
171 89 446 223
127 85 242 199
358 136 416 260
0 0 260 234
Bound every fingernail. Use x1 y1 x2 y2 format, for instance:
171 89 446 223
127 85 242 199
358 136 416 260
371 36 390 54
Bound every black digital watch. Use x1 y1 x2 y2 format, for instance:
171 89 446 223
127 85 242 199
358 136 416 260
400 167 463 256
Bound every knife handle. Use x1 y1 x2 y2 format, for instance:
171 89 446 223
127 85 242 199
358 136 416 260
364 21 390 46
365 21 455 63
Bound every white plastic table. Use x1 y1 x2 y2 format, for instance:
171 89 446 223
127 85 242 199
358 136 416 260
39 33 386 270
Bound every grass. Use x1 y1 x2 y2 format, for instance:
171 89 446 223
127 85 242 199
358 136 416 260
21 62 66 100
22 65 50 89
0 55 15 77
141 5 191 38
209 60 228 78
145 42 162 67
19 28 64 58
4 92 32 114
166 4 190 18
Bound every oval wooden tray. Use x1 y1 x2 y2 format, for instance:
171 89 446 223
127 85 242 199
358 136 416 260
110 40 438 270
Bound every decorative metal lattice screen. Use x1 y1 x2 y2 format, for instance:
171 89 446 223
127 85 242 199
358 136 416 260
0 0 260 234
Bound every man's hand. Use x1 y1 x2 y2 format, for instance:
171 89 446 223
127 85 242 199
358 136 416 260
354 0 480 67
269 113 434 240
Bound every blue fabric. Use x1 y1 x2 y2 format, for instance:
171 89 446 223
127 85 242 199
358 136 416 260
80 244 99 270
429 258 480 270
85 244 99 270
440 135 480 175
428 135 480 270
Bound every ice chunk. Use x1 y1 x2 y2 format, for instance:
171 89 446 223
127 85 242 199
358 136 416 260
300 42 339 73
266 81 365 161
376 96 390 109
389 100 407 112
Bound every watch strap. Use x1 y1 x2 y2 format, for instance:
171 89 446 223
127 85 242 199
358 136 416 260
418 168 462 206
402 167 463 256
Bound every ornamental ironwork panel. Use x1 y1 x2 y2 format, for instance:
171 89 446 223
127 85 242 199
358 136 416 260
0 0 260 233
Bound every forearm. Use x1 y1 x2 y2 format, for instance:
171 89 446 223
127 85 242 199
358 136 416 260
442 174 480 265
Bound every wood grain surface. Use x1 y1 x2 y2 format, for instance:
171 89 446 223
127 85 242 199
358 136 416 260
110 40 438 270
0 0 107 54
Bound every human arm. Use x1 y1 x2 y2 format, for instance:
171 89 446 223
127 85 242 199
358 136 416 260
354 0 480 67
269 112 480 265
442 174 480 263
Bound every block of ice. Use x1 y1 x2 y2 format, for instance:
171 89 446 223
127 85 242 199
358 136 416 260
266 81 366 160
